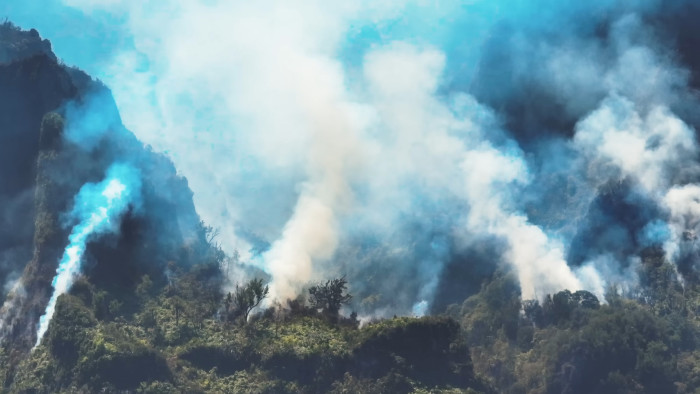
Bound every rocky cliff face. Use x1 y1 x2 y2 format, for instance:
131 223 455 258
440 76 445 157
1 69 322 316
0 22 210 360
0 47 76 308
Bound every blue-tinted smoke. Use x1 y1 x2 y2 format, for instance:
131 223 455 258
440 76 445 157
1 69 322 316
34 163 141 347
640 219 671 247
63 89 123 151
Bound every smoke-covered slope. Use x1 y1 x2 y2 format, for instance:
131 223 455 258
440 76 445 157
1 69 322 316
0 23 493 394
0 47 73 307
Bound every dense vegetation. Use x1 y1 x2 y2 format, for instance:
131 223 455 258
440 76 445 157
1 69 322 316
0 245 697 393
0 259 490 393
446 247 700 393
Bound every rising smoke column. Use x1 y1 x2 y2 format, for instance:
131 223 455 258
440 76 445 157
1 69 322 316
358 43 584 303
566 14 700 289
35 163 141 347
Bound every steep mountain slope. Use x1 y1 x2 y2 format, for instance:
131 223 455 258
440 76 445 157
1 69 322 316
0 45 74 307
0 21 210 364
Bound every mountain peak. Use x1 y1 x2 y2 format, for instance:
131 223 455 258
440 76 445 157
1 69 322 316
0 22 57 64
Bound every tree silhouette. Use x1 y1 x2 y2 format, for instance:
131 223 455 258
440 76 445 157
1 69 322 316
309 277 352 318
232 278 269 323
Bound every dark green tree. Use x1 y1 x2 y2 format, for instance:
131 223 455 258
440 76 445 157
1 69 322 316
135 275 153 302
309 277 352 318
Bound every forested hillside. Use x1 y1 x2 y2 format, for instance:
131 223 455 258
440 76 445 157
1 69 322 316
3 244 698 393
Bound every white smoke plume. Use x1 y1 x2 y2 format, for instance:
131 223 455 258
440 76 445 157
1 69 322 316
35 163 141 346
570 19 700 287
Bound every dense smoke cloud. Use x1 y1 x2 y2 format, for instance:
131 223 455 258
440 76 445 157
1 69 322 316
41 0 700 312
